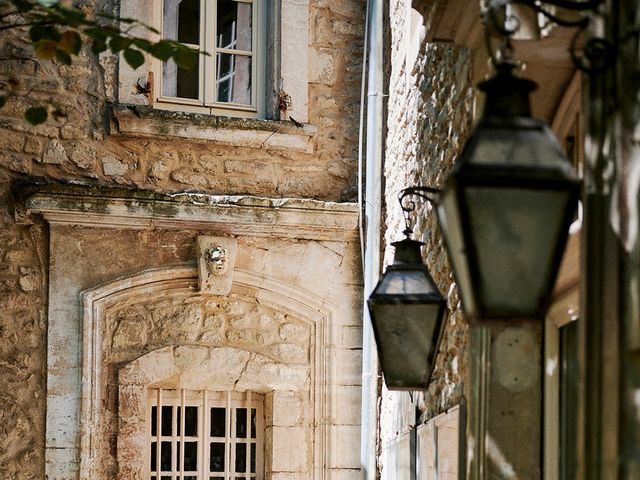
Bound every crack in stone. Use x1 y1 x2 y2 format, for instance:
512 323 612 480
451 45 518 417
233 353 252 389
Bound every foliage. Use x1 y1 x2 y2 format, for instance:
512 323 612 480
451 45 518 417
0 0 201 124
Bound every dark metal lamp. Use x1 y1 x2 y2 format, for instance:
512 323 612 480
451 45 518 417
436 62 580 320
367 192 447 390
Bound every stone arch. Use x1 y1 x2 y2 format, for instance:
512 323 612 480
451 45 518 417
79 266 334 479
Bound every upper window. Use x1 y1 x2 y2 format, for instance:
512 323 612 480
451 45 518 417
156 0 264 117
148 388 264 480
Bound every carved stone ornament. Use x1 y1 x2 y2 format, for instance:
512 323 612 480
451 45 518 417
196 236 237 294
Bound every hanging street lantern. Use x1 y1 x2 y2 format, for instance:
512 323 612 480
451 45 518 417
367 205 447 389
436 62 580 321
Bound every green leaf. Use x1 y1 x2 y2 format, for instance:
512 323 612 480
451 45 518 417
149 40 174 61
174 47 198 70
132 38 152 52
25 106 48 125
0 97 6 109
29 24 61 42
58 31 82 55
91 37 107 54
123 48 145 69
109 35 132 53
37 0 58 6
55 49 72 65
83 27 107 40
34 39 57 59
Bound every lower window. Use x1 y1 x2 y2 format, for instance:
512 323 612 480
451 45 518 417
148 388 263 480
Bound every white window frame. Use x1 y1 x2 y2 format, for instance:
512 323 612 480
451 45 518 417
152 0 266 118
147 388 264 480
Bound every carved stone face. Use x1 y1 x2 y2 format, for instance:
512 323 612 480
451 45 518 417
204 246 228 276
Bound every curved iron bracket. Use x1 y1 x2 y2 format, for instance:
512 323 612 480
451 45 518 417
398 186 441 237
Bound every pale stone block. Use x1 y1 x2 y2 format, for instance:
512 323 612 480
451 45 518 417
271 426 309 472
237 360 310 391
327 425 361 469
120 346 176 386
328 385 361 426
272 391 305 426
327 469 363 480
43 140 68 164
101 155 128 176
329 348 362 386
46 446 79 480
46 394 80 447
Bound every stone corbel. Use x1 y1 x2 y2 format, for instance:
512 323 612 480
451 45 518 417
196 235 237 295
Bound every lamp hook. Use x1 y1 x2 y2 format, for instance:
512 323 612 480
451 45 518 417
398 186 441 238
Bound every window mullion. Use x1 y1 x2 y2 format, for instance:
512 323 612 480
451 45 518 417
246 390 251 480
156 388 162 478
203 0 217 106
226 390 231 480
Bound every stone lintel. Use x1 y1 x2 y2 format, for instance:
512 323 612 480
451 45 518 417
16 183 359 241
112 104 317 153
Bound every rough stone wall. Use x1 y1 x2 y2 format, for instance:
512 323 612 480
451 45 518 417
384 0 475 420
0 1 366 478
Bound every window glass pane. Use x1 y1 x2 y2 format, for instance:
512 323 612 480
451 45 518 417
151 441 157 471
185 477 197 480
161 477 171 480
210 442 225 472
161 406 173 436
151 406 157 436
235 443 246 472
251 408 256 439
164 0 200 45
160 441 172 471
184 441 198 471
211 408 226 437
250 443 256 472
236 443 247 473
163 59 200 99
216 53 251 105
211 477 225 480
185 406 198 436
217 0 252 51
236 408 247 438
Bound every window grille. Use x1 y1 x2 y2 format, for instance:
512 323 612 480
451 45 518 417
148 388 263 480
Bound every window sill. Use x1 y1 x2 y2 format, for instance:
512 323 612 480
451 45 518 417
111 104 316 154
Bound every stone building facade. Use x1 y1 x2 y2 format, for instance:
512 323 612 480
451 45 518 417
0 1 366 479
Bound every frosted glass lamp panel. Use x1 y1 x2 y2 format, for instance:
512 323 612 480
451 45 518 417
374 303 442 388
464 187 569 316
469 125 567 169
438 186 476 314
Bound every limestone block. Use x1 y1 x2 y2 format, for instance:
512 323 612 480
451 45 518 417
101 155 128 176
271 426 309 472
328 385 361 425
272 391 305 427
196 235 237 295
327 425 361 469
119 346 177 386
309 48 337 85
329 348 362 386
237 360 309 391
42 140 68 164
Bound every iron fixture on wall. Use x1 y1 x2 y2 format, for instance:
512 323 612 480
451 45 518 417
367 188 446 389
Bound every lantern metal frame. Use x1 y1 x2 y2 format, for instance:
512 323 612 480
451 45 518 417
366 188 447 390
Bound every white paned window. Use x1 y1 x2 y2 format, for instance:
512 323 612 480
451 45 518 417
148 389 264 480
156 0 264 116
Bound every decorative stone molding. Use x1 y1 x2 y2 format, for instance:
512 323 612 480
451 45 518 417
16 183 359 242
79 266 334 479
196 235 238 294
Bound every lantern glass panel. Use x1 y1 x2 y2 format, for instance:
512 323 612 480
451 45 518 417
374 268 439 297
370 302 442 389
464 186 570 316
438 186 476 314
469 123 568 169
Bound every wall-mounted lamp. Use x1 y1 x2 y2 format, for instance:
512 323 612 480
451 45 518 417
367 188 446 390
437 62 580 320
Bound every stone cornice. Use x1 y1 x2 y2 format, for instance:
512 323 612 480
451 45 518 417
14 183 359 241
